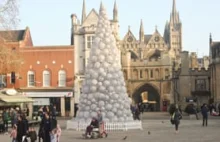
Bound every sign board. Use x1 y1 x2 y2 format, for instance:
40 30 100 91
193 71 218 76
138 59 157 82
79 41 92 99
23 92 73 97
33 98 50 106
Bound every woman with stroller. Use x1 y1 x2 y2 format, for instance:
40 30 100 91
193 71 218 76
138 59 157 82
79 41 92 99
84 117 99 138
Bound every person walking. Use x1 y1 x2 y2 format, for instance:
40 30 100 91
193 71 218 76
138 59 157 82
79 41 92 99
201 103 208 126
3 109 9 134
16 116 25 142
56 124 62 142
172 108 182 134
43 113 51 142
97 111 107 138
10 125 17 142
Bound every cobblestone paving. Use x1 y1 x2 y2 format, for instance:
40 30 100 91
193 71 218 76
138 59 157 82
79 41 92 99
1 113 220 142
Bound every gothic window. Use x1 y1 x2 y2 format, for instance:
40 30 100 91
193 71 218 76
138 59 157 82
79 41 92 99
43 70 50 87
140 70 143 79
145 69 148 79
27 71 35 87
155 69 159 79
165 69 169 79
123 70 127 80
86 35 94 48
195 79 206 91
58 70 66 87
133 69 138 79
150 70 153 78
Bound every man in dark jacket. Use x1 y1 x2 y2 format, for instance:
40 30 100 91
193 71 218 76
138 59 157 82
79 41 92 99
43 113 51 142
172 108 182 134
17 116 25 142
201 104 208 126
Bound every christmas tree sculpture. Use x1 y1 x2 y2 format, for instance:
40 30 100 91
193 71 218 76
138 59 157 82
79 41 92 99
76 3 133 122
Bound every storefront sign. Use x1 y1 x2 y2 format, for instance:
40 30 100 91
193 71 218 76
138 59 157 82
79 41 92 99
33 98 50 106
23 92 73 97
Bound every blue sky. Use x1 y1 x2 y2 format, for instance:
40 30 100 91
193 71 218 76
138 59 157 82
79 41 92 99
19 0 220 57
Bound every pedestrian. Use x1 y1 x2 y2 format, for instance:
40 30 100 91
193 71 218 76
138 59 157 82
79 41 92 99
17 116 25 142
56 124 62 142
172 108 182 134
10 125 17 142
3 108 9 134
43 113 51 142
50 128 57 142
201 103 208 126
97 111 107 138
28 127 37 142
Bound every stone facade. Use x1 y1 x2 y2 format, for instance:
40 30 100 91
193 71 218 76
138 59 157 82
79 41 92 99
72 0 183 111
209 35 220 103
175 51 210 109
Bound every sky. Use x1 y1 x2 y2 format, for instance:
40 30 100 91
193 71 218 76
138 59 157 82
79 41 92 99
18 0 220 57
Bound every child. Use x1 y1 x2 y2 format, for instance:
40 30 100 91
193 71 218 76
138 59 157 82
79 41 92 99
56 124 62 142
28 127 37 142
50 128 57 142
10 125 17 142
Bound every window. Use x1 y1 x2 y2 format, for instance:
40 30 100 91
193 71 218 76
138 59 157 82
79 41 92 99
86 35 94 48
43 70 50 87
150 70 153 78
140 70 143 78
27 71 35 87
195 79 206 91
0 75 6 88
58 70 66 87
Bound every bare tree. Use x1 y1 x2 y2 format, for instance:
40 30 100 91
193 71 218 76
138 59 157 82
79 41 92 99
0 0 22 85
0 0 19 30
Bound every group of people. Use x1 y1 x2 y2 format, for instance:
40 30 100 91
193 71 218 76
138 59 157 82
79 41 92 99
170 103 210 134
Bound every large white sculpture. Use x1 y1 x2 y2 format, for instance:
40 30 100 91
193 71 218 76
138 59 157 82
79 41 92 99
76 3 133 122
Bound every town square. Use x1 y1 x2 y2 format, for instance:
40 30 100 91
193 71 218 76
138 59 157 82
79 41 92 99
0 0 220 142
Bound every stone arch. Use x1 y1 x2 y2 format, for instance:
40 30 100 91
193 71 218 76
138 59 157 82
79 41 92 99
132 82 160 111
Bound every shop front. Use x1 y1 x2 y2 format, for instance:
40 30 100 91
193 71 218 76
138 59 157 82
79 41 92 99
23 91 74 117
0 89 33 119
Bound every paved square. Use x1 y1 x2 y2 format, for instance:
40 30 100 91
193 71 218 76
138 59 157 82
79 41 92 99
1 114 220 142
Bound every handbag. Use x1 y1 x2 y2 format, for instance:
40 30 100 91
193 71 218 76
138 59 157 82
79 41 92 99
170 113 175 125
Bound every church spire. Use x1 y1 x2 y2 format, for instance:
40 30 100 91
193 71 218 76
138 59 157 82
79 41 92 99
81 0 86 24
170 0 180 24
113 0 118 21
139 19 144 42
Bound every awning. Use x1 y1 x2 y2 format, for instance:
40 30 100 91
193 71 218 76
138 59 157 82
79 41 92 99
0 96 33 103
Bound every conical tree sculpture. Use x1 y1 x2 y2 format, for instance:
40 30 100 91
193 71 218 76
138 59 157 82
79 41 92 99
76 3 133 122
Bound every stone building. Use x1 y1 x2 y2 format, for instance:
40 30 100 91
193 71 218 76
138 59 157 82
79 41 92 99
175 51 210 109
209 35 220 103
72 0 183 111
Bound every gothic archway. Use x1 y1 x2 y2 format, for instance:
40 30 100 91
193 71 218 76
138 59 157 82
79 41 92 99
132 83 160 111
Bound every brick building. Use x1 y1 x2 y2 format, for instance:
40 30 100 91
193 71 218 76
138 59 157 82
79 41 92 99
0 27 75 117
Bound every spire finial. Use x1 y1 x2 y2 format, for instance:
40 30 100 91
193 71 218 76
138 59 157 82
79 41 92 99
172 0 177 14
139 19 144 42
100 1 105 11
81 0 86 24
113 0 118 21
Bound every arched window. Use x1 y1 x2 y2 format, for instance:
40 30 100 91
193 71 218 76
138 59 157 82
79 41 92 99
27 71 35 87
58 70 66 87
43 70 50 87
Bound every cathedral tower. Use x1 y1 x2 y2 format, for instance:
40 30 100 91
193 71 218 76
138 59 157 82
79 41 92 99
165 0 182 59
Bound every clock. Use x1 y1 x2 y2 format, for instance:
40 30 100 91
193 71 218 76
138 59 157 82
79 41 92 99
127 36 133 42
154 36 160 42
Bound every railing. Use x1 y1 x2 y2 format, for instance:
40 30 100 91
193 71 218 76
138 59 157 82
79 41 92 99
66 120 143 131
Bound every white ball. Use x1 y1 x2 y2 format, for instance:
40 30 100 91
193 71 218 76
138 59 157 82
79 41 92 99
90 86 97 92
91 71 98 78
106 104 112 110
84 111 90 117
99 55 105 62
107 73 113 79
108 86 114 92
103 49 109 55
91 56 98 62
107 112 114 118
94 62 101 68
103 80 110 86
99 42 105 49
98 101 105 107
92 79 98 85
103 62 109 68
